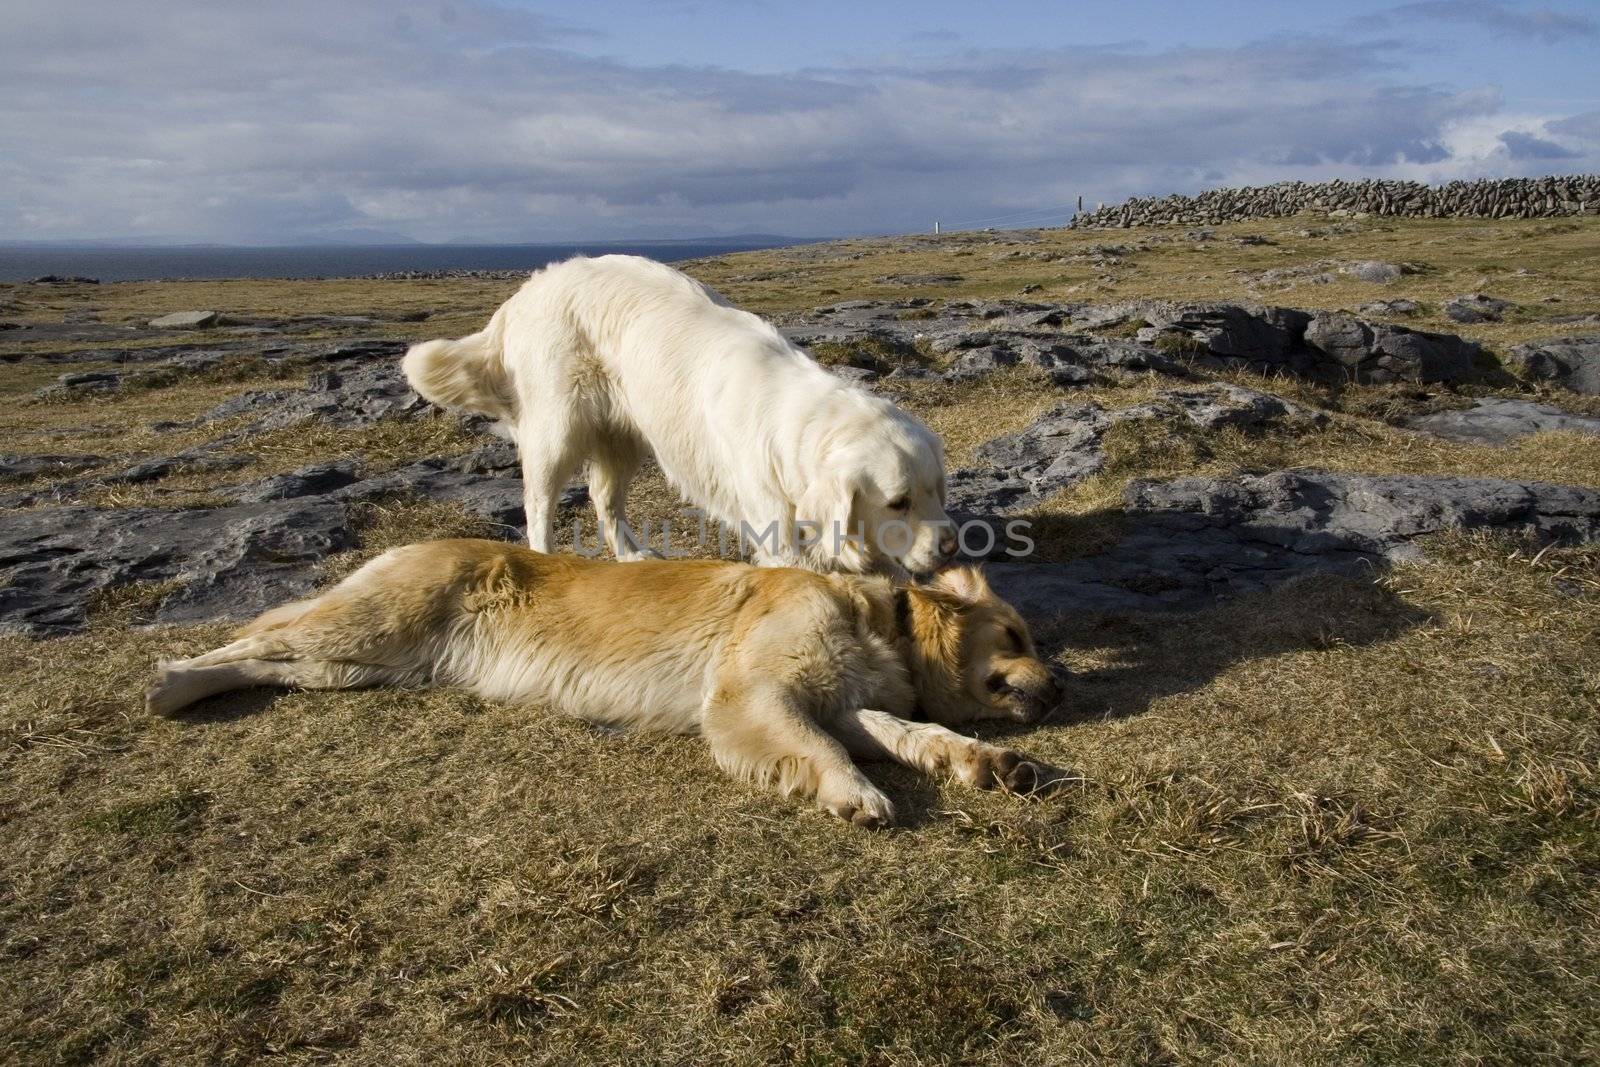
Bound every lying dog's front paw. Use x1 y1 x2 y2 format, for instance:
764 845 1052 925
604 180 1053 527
820 778 896 829
998 757 1076 797
967 747 1076 797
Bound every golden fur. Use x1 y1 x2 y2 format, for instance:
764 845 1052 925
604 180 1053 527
147 541 1066 827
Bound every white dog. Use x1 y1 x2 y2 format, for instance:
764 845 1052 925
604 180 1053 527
402 255 954 575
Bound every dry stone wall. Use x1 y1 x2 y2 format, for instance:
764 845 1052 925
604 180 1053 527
1071 176 1599 229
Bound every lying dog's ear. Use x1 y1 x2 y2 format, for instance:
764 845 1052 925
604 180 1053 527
932 566 990 602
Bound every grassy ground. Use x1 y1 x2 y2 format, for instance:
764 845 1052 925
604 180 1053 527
6 214 1598 350
4 535 1596 1064
3 216 1600 1063
687 215 1600 349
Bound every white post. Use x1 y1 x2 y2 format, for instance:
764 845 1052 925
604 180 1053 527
934 220 941 235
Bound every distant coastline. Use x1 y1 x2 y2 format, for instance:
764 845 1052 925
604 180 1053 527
0 237 816 283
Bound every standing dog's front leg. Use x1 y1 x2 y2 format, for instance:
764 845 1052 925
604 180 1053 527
702 681 895 828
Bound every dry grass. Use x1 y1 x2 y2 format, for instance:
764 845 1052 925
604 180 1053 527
3 535 1597 1064
0 379 281 460
6 213 1597 363
683 215 1600 354
4 219 1600 1063
1 276 517 341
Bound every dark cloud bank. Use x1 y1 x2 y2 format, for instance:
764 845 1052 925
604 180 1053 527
3 0 1597 243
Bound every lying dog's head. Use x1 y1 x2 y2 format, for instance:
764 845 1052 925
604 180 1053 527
903 566 1063 724
802 408 954 577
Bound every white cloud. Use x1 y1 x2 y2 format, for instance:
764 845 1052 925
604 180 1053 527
1 1 1595 242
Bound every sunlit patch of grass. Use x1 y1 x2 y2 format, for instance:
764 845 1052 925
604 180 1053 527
3 531 1596 1063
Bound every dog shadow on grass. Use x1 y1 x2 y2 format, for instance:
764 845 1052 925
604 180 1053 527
160 503 1435 829
982 508 1435 730
1039 573 1428 725
164 687 283 724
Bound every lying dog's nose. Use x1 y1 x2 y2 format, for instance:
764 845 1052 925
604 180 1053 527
1044 666 1069 708
938 531 958 559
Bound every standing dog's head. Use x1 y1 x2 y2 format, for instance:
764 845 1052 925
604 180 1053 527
799 406 954 577
901 567 1063 725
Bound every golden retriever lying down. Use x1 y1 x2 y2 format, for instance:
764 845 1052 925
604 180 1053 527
147 540 1067 827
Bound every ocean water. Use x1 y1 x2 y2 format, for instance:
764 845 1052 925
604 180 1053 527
0 239 798 283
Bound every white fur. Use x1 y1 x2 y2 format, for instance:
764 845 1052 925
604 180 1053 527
402 255 954 574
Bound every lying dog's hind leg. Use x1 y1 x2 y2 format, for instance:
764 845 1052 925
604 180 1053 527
702 684 896 828
146 657 410 717
176 632 294 668
826 707 1070 796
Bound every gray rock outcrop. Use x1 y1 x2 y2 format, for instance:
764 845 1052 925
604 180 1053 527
1509 336 1600 394
1443 294 1511 324
0 443 585 636
1341 261 1403 283
219 461 362 503
987 471 1600 616
1358 299 1421 318
782 297 1487 385
0 499 357 635
0 454 107 482
148 311 221 329
1140 303 1481 383
946 385 1325 514
1406 398 1600 445
195 355 422 431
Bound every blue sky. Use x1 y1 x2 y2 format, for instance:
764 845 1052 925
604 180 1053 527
2 0 1597 243
535 0 1598 105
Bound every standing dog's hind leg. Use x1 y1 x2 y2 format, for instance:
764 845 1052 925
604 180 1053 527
517 424 582 554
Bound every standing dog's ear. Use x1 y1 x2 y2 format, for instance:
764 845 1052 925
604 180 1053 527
796 469 864 569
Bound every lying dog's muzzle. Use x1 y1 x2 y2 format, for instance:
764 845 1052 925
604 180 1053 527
993 670 1065 723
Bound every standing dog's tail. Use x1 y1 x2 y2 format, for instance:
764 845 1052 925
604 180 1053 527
402 319 517 422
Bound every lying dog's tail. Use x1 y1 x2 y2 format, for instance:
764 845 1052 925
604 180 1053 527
402 320 517 422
